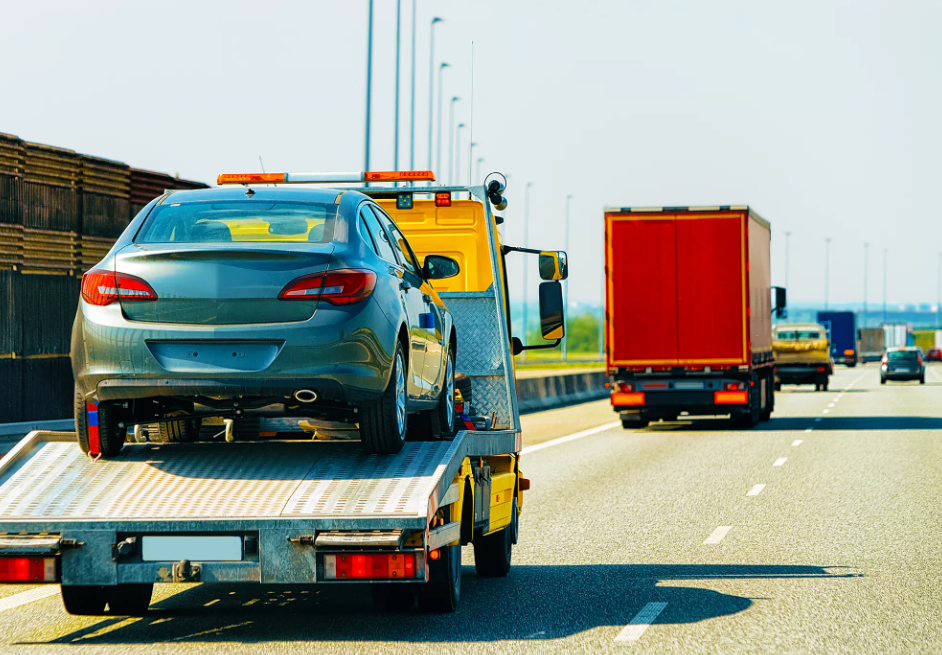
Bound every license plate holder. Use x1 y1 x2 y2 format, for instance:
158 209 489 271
141 536 243 562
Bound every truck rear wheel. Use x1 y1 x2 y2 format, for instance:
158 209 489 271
620 415 649 430
74 386 125 457
360 343 408 455
106 584 153 616
370 584 416 612
760 372 773 422
61 585 107 615
732 380 760 429
473 497 517 578
416 542 461 612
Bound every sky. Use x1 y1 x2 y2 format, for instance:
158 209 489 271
2 0 941 308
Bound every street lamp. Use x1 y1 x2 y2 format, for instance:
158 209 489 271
476 157 484 185
364 0 375 171
883 247 888 324
447 98 459 184
394 0 401 170
426 18 443 173
453 123 465 186
824 237 831 309
784 231 791 292
522 182 532 360
863 242 869 328
468 142 477 185
436 74 452 182
562 194 572 361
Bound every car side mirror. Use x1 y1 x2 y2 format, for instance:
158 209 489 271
539 252 568 281
423 254 460 280
539 281 565 340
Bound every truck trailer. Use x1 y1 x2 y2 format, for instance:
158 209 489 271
605 206 782 429
817 311 857 366
0 174 569 616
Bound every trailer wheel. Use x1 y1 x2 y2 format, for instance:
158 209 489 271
473 497 517 578
732 379 760 429
416 542 461 612
74 386 125 457
61 585 107 615
106 584 153 616
620 415 649 430
370 584 416 611
760 372 773 422
360 343 408 455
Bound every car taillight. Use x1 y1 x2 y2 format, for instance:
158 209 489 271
0 557 56 582
322 553 423 580
918 355 924 365
81 269 157 306
279 269 377 305
724 382 746 391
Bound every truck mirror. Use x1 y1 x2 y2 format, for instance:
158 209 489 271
511 336 524 356
772 286 787 318
539 281 565 340
422 254 460 280
539 252 568 281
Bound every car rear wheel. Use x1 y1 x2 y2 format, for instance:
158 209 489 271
426 350 457 437
153 415 202 443
360 342 408 454
74 386 124 457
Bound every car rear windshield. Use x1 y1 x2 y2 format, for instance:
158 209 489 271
775 330 821 340
136 201 338 244
887 350 919 362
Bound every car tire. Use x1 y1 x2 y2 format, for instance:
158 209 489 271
154 416 202 443
61 585 107 615
415 349 457 440
74 386 124 457
455 372 473 409
106 584 153 616
360 342 408 455
920 375 926 385
880 376 886 385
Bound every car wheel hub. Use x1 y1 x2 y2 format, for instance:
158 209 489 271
444 357 455 427
395 354 406 438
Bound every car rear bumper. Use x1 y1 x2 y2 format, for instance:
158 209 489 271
613 390 749 419
883 370 923 381
775 365 828 385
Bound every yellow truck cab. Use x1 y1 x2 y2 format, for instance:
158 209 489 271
772 322 833 391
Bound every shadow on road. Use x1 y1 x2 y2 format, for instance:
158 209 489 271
29 563 857 645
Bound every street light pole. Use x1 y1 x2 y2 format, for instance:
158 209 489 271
409 0 417 169
522 182 532 361
364 0 375 171
562 194 572 361
863 242 869 328
476 157 484 185
427 18 443 173
937 252 941 329
824 237 831 309
394 0 401 170
454 124 465 186
883 247 888 324
468 142 477 184
436 71 451 181
447 98 459 184
784 231 791 291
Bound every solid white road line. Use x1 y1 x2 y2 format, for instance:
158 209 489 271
703 526 732 544
792 440 803 446
773 457 787 467
520 421 621 455
804 428 813 433
615 602 668 641
747 484 766 496
0 585 59 612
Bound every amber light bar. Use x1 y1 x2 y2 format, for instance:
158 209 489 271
217 171 436 185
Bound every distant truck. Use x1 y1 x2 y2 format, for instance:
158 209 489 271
858 328 885 362
772 323 832 391
605 206 784 429
817 311 857 366
883 324 913 349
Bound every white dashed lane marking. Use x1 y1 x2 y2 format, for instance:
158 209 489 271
0 586 59 612
747 484 766 496
703 526 732 544
773 458 787 467
792 440 803 446
615 602 669 641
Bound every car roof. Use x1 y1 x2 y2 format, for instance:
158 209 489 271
160 186 368 205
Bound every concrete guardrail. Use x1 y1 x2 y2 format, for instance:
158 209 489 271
516 371 609 415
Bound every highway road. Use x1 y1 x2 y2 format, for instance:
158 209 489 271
0 363 940 653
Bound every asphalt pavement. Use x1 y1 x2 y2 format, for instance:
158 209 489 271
0 363 940 653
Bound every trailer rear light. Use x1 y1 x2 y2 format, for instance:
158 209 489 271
615 382 634 392
843 349 855 356
279 269 377 305
816 367 826 372
0 557 56 583
428 549 440 561
81 269 158 306
322 553 422 580
611 392 644 406
724 382 746 391
435 192 451 207
715 390 749 404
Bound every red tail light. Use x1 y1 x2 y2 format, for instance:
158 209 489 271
724 382 746 391
816 367 826 372
279 269 377 305
918 355 924 366
615 382 634 393
322 553 422 580
0 557 56 582
81 269 157 306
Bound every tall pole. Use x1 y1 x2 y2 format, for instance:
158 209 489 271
427 18 443 172
409 0 417 169
454 124 465 186
562 194 572 361
883 247 888 324
468 142 477 184
522 182 532 360
784 231 791 291
863 242 869 328
824 237 831 309
937 252 941 329
476 158 484 184
436 67 450 181
364 0 375 171
394 0 401 170
447 98 459 184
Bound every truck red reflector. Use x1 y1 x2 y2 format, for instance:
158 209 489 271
715 390 748 404
323 553 421 580
279 269 377 305
611 392 644 406
843 349 855 356
81 269 158 306
0 558 56 582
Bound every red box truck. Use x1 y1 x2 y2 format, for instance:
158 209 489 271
604 206 782 429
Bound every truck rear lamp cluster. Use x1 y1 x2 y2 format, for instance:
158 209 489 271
614 382 634 392
724 382 746 391
81 269 158 306
0 557 56 583
816 367 826 372
435 192 451 207
323 553 423 580
714 390 749 404
279 269 377 305
611 391 644 406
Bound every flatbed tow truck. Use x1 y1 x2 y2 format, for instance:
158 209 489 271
0 172 568 615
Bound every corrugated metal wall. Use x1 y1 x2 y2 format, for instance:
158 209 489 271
0 132 208 423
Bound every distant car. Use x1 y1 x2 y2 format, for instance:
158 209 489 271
72 186 462 457
880 347 925 384
927 347 942 362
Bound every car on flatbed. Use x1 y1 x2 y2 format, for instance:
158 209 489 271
73 182 464 456
880 347 925 384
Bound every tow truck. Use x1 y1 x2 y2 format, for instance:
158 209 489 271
0 171 568 615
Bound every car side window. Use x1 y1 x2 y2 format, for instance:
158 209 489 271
357 211 379 257
372 206 420 275
361 206 398 264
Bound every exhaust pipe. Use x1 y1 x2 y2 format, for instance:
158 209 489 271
293 389 318 403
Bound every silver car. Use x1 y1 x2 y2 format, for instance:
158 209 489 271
72 186 460 456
